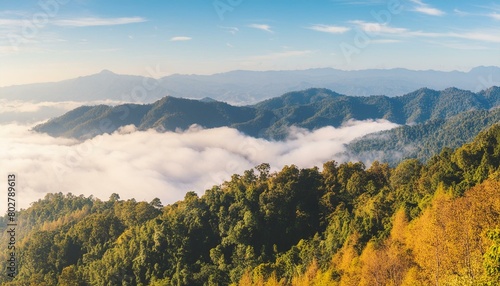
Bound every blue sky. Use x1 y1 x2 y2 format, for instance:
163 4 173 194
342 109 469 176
0 0 499 86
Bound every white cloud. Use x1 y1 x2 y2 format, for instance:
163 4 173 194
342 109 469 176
170 36 192 42
450 32 500 43
1 119 398 209
219 26 239 34
431 41 490 50
351 21 408 34
331 0 386 5
414 6 445 16
410 0 445 16
308 24 350 34
53 17 147 27
453 8 500 20
371 39 401 44
248 24 273 33
0 18 25 26
249 50 312 61
489 13 500 20
0 10 27 17
453 8 470 16
414 30 500 43
349 20 500 43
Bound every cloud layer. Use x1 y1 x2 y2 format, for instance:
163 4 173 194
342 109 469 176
0 120 398 210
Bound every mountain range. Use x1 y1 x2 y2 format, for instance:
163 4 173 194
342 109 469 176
35 87 500 154
3 66 500 105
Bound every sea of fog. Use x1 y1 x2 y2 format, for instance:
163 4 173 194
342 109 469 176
0 100 399 210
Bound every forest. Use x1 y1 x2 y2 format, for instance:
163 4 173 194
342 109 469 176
1 123 500 285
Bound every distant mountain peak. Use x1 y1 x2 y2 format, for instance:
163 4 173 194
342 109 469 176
469 66 500 74
99 69 115 75
200 97 218 103
443 87 467 92
481 86 500 95
405 87 437 96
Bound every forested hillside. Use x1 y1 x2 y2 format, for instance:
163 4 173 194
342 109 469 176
347 106 500 165
34 87 500 140
2 123 500 285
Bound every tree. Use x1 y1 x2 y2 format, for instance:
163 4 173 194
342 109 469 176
58 265 84 286
109 193 121 202
150 198 163 209
484 229 500 284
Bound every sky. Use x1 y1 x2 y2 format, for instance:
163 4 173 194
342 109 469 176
0 0 500 86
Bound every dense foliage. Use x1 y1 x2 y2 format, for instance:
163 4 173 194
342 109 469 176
35 87 500 140
3 124 500 285
347 107 500 165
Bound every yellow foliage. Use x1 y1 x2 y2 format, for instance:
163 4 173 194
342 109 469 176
400 267 422 286
358 242 382 286
264 272 286 286
291 259 335 286
239 270 285 286
238 270 253 286
331 233 361 286
390 208 408 243
40 206 90 232
406 179 500 284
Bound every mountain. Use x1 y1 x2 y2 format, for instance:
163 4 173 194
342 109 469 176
34 87 500 140
2 67 500 104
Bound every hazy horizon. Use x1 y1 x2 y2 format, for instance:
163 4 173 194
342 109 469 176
3 65 500 88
